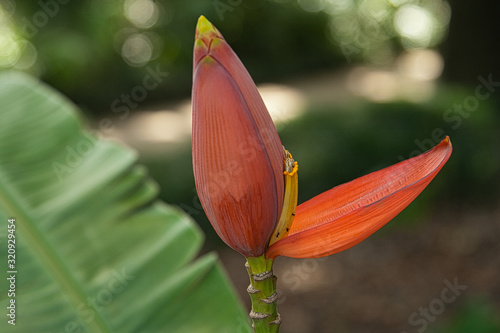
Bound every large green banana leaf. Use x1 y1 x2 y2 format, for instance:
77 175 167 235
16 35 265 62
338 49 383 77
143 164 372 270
0 71 251 333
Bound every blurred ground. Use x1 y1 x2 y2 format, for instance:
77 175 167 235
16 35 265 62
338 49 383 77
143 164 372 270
220 205 500 333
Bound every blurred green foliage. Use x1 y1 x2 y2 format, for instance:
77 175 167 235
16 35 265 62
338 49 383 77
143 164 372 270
1 0 457 115
1 0 344 114
0 72 251 333
431 298 500 333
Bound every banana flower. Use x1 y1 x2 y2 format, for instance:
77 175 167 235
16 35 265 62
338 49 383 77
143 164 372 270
191 16 452 332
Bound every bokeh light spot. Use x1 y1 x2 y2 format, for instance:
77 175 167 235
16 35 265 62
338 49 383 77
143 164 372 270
124 0 159 29
0 28 20 68
121 33 153 66
258 84 306 127
397 49 444 81
298 0 326 13
394 5 435 47
13 40 38 69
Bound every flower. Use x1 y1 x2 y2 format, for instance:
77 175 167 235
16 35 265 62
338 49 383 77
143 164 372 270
192 16 285 257
191 16 452 259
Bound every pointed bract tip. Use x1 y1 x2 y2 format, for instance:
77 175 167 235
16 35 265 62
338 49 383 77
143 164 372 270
436 136 452 152
196 16 212 33
196 16 222 41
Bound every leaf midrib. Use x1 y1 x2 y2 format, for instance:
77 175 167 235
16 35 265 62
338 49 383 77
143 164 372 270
0 175 113 333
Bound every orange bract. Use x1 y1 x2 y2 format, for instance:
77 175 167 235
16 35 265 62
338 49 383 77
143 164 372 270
266 137 452 259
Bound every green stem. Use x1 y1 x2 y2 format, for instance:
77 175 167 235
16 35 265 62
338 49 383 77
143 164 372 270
245 255 280 333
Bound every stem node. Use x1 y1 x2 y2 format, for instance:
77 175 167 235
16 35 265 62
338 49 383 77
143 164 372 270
245 255 280 333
